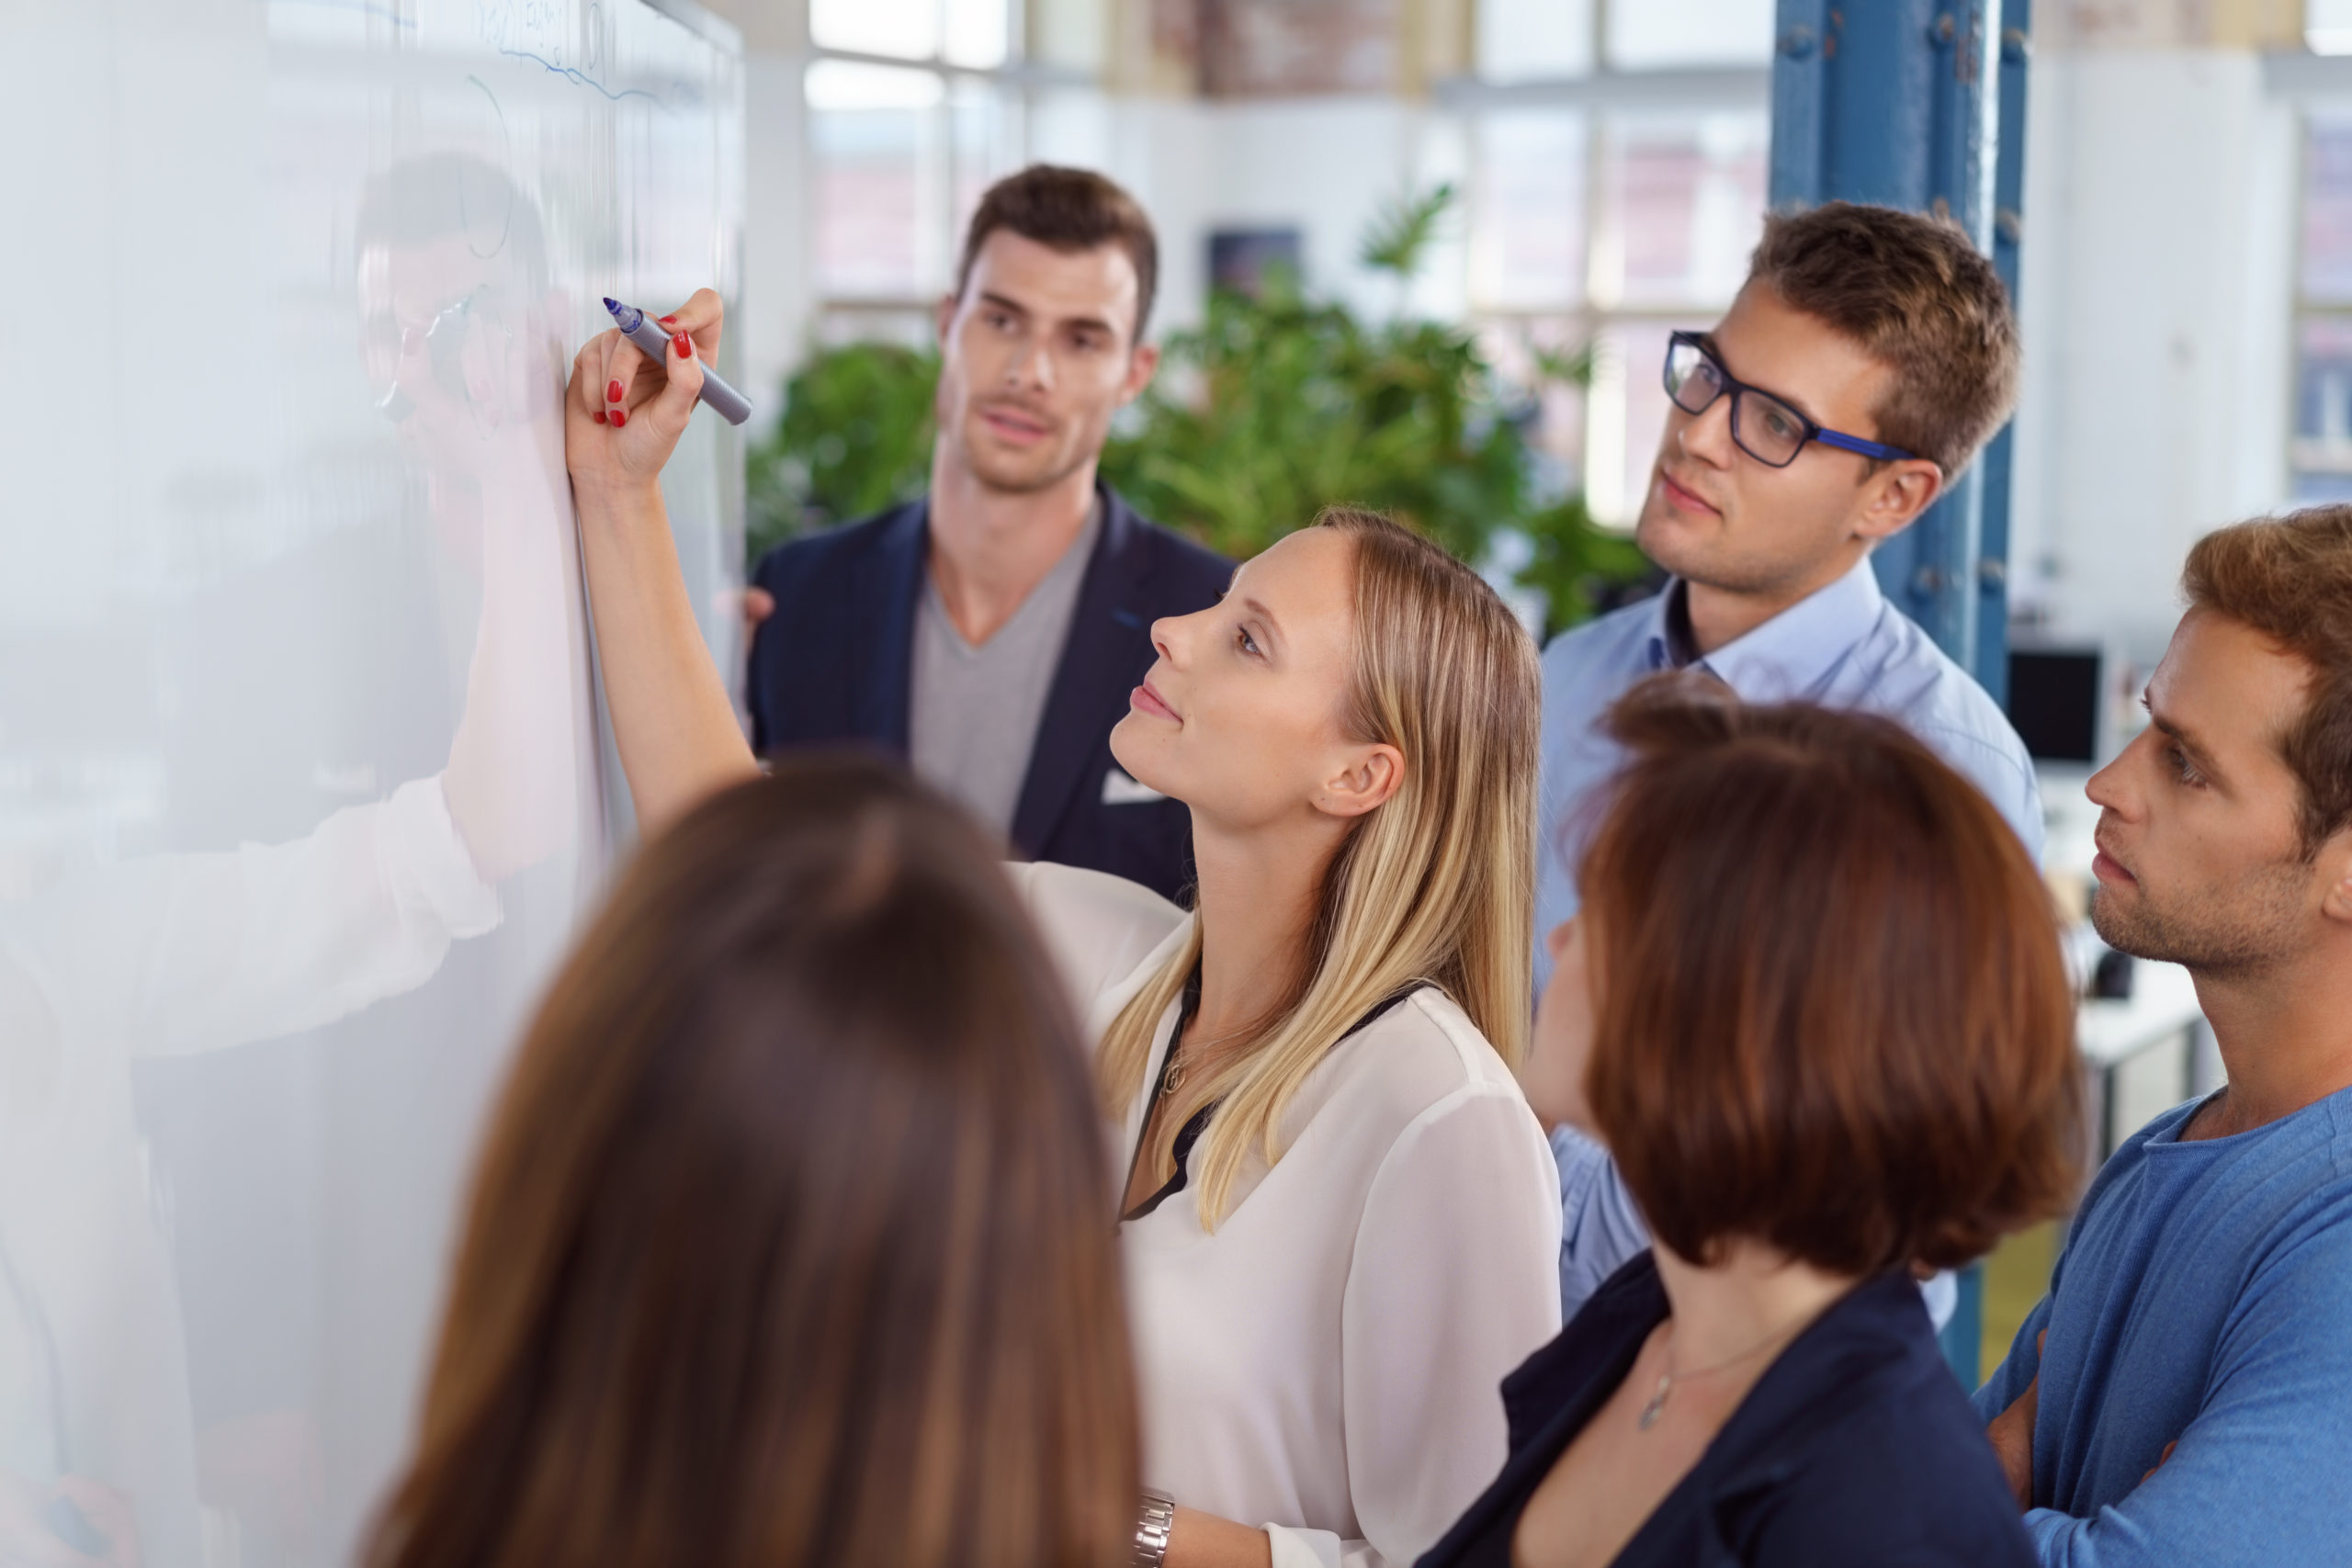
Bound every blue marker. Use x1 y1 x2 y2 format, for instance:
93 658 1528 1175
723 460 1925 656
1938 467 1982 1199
603 298 752 426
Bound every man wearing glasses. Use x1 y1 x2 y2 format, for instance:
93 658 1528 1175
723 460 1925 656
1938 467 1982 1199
1532 201 2040 1323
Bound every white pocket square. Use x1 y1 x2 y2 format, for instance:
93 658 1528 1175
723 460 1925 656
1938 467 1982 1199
1102 768 1169 805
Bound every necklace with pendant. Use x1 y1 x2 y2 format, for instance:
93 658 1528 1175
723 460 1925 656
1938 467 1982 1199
1160 1021 1250 1100
1636 1319 1802 1431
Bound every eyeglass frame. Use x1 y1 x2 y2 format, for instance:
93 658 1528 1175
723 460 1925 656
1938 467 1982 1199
1662 330 1921 469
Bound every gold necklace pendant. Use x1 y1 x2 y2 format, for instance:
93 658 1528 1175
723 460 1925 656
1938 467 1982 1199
1162 1054 1185 1095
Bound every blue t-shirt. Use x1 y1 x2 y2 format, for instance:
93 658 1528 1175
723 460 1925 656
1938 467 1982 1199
1973 1084 2352 1565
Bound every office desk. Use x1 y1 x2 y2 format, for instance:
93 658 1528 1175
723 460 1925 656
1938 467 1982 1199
2076 957 2211 1160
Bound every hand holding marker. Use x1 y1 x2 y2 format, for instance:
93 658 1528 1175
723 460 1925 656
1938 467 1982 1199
603 298 752 426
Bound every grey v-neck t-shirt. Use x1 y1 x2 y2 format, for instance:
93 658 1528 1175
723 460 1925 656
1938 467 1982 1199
910 503 1101 838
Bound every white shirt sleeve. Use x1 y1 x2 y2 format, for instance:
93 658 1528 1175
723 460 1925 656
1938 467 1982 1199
1261 1083 1563 1567
1263 1525 1352 1568
1003 859 1189 1018
1 774 501 1063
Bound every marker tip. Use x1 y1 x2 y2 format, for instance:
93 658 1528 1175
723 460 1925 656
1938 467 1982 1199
603 297 620 313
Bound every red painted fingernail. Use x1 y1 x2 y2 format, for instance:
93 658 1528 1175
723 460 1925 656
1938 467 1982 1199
593 410 607 424
673 333 692 357
611 410 627 428
658 314 678 326
606 379 623 403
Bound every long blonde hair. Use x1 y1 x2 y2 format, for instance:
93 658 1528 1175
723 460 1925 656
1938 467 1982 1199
1097 508 1539 1228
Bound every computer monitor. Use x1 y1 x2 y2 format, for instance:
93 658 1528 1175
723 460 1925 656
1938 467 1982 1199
2007 645 2103 764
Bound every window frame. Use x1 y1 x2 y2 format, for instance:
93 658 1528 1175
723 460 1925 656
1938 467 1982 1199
1445 0 1772 527
2291 103 2352 499
805 0 1099 330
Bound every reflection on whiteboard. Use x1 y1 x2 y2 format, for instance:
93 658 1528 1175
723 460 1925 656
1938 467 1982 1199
0 4 742 1564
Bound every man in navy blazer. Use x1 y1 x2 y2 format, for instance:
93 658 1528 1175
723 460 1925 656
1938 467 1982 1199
745 166 1229 903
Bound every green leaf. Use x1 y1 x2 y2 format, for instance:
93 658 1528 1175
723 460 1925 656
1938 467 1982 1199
745 342 938 566
1360 182 1456 279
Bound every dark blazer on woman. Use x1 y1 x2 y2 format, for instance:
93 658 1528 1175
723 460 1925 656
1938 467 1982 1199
1416 1254 2034 1568
745 483 1230 903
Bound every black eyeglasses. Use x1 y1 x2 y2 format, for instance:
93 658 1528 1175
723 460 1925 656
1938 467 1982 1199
1662 331 1918 469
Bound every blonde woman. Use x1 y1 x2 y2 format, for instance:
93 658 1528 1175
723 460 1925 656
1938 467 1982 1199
564 294 1563 1568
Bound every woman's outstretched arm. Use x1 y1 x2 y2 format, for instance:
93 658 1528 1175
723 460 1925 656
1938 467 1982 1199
563 288 760 836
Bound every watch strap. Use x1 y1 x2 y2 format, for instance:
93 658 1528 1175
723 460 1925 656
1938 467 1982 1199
1133 1487 1176 1568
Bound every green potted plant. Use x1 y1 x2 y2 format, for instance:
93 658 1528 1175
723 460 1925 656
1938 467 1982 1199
745 340 937 566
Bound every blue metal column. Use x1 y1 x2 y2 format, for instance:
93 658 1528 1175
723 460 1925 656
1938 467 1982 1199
1770 0 2005 677
1973 5 2032 704
1772 0 2019 1391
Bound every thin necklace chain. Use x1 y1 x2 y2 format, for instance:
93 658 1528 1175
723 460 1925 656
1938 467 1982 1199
1636 1317 1803 1432
1160 1019 1252 1096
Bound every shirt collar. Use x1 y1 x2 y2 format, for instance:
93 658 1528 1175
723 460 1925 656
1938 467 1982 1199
1641 555 1885 702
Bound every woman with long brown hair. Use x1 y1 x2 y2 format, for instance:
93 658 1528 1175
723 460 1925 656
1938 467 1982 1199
363 757 1138 1568
559 294 1564 1567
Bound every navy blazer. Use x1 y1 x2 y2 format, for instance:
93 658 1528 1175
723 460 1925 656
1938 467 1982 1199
745 484 1231 903
1417 1256 2035 1568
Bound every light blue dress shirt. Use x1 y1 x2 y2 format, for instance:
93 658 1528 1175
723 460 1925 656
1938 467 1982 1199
1538 555 2044 1323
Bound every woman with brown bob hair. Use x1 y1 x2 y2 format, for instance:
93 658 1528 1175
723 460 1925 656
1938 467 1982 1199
362 757 1138 1568
1420 677 2081 1568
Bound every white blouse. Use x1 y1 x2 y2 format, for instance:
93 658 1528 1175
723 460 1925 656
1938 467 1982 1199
1009 863 1565 1568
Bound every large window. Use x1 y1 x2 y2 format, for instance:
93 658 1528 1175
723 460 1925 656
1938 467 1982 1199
806 0 1102 343
812 0 1012 68
795 0 1775 498
2295 108 2352 499
1463 0 1772 525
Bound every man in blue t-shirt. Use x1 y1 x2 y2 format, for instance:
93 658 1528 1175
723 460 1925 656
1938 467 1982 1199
1975 508 2352 1566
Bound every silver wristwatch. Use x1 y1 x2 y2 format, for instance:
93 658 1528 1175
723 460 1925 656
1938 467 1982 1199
1133 1487 1176 1567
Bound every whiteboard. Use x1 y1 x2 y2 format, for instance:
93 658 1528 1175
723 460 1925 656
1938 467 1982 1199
0 3 742 1563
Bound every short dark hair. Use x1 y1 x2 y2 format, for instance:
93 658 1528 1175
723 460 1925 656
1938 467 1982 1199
2185 505 2352 856
1748 200 2019 478
955 164 1159 339
1577 678 2081 1276
367 756 1139 1568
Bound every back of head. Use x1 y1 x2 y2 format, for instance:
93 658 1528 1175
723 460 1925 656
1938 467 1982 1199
2184 505 2352 855
1749 200 2018 477
1577 677 2079 1275
956 164 1159 337
368 758 1136 1568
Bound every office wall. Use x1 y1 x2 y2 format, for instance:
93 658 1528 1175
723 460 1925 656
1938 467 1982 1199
2010 40 2299 670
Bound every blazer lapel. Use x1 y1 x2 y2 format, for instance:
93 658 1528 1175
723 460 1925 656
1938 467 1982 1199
1009 487 1150 857
847 499 927 752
